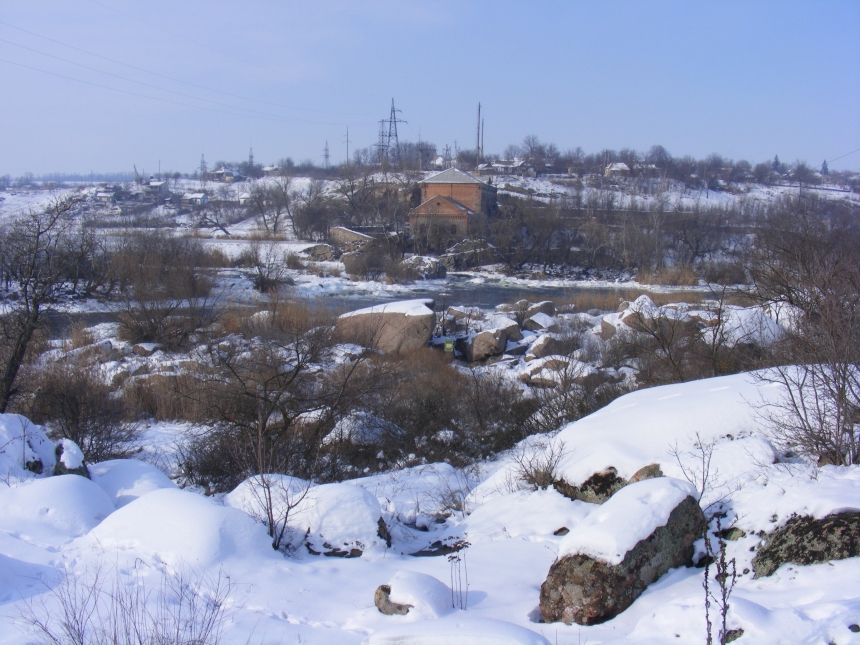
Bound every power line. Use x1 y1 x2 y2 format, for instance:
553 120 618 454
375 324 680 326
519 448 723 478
0 57 365 127
828 147 860 163
0 19 374 118
0 36 367 126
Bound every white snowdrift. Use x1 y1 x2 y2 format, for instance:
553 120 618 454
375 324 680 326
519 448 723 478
471 372 780 507
557 477 697 564
363 616 550 645
80 488 277 567
386 571 454 620
225 476 384 553
0 475 114 547
341 299 435 318
89 459 177 508
0 553 57 605
0 414 56 478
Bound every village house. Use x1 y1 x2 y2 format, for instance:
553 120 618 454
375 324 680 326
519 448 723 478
181 192 208 207
604 162 631 178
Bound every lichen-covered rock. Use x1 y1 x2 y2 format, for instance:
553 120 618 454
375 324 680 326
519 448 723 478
752 512 860 578
403 256 446 279
540 495 705 625
374 585 412 615
554 468 627 504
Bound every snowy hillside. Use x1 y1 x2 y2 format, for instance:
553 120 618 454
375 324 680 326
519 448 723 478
2 373 860 644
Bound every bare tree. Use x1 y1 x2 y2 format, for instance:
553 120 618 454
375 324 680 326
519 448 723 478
0 197 83 412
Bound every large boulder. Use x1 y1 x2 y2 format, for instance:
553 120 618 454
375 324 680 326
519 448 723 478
523 313 559 332
752 512 860 578
540 478 704 625
335 299 435 355
525 334 560 360
526 301 556 318
456 328 507 362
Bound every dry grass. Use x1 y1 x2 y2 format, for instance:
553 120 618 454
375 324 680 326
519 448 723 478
65 321 95 350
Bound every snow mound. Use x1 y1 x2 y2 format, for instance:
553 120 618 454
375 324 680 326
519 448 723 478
558 477 697 564
387 571 454 620
0 413 56 478
89 459 177 508
363 616 550 645
225 477 384 553
471 372 779 507
463 488 592 541
82 488 276 566
0 475 115 546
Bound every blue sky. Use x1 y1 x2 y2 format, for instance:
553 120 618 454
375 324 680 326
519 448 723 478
1 0 858 175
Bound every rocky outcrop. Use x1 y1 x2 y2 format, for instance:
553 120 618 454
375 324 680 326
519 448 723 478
305 243 336 261
375 585 412 615
526 301 556 318
752 512 860 578
540 494 705 625
329 226 373 252
335 300 435 355
456 329 508 362
403 256 446 280
439 240 499 270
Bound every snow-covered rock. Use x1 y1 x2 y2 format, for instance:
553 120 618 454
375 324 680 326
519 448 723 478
0 475 115 546
0 414 56 478
80 488 277 567
88 459 177 508
226 477 385 556
541 478 705 625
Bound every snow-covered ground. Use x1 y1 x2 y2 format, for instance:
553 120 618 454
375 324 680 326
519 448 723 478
2 371 860 644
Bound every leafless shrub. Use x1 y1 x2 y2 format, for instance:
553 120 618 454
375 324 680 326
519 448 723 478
512 439 567 491
669 432 719 503
22 361 140 462
19 564 233 645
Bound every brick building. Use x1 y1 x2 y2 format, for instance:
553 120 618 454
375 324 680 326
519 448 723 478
409 168 497 246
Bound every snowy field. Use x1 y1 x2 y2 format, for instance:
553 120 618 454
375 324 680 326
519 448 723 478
2 372 860 644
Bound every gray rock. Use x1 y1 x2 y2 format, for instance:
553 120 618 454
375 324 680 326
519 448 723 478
439 240 499 270
132 343 160 357
374 585 412 615
526 301 556 318
540 495 705 625
527 335 560 360
752 512 860 578
456 328 508 362
523 313 559 332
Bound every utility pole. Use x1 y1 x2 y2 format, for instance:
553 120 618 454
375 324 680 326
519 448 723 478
323 140 330 168
343 126 351 167
386 98 406 165
476 102 481 167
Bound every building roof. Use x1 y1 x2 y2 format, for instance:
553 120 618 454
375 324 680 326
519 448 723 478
606 162 630 172
422 167 488 185
412 195 475 215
